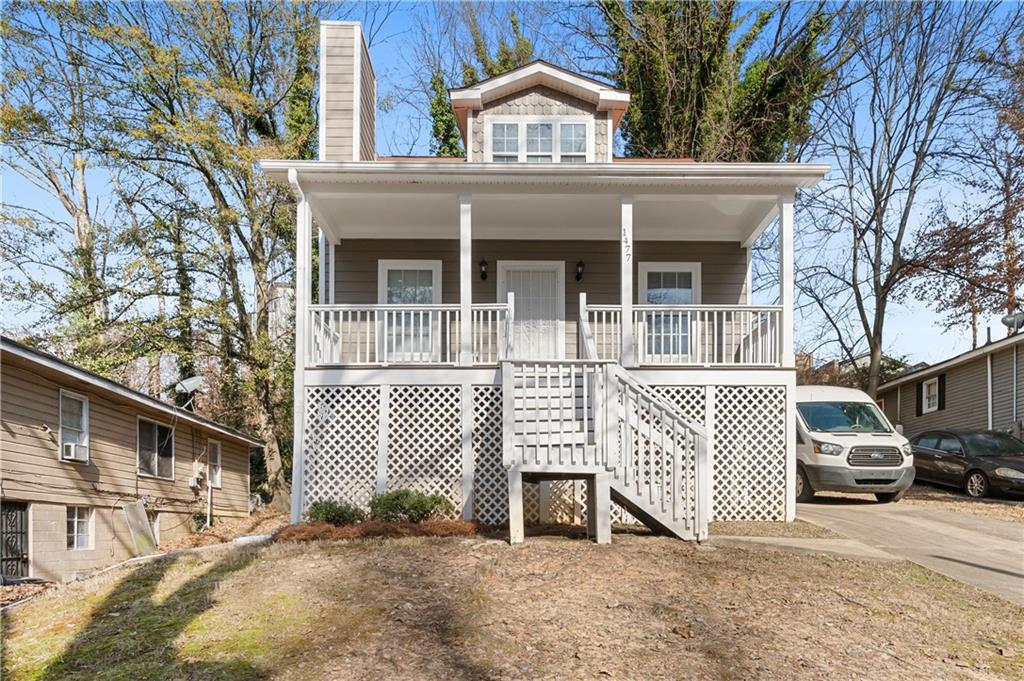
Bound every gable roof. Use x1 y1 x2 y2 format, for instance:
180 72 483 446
1 336 263 446
877 332 1024 392
448 60 631 139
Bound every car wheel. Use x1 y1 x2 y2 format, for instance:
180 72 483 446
796 466 815 502
964 471 989 498
875 490 905 503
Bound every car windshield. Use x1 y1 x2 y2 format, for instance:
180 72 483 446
797 401 892 433
960 432 1024 457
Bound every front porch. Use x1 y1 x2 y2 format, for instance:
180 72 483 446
270 162 813 537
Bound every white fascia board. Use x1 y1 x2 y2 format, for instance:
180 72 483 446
450 62 627 109
877 333 1024 392
3 341 263 446
261 159 830 188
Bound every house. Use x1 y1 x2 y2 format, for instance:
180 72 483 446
0 337 260 581
261 21 828 543
877 333 1024 438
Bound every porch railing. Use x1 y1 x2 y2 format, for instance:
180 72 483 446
583 299 783 366
308 295 514 366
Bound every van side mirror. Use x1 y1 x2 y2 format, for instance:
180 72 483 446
894 424 903 435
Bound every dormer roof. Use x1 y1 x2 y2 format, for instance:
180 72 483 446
448 60 630 140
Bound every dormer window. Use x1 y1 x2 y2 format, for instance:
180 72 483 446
526 124 553 162
487 117 592 163
492 123 519 162
560 123 587 163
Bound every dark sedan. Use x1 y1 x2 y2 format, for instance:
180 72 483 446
909 430 1024 498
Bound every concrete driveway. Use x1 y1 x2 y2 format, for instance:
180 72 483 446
798 497 1024 604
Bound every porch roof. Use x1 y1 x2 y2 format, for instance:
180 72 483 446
261 159 828 244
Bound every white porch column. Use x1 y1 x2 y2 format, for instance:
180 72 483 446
620 195 636 367
777 192 795 368
288 169 311 523
459 193 473 366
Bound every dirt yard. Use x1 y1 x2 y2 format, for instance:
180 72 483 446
3 530 1021 681
157 507 290 553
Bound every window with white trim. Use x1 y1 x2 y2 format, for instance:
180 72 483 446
491 123 518 162
66 506 92 550
488 118 591 163
59 390 89 463
559 123 587 162
138 418 175 479
526 123 553 162
923 377 939 414
208 440 222 488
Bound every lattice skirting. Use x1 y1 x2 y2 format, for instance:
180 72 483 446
301 383 788 524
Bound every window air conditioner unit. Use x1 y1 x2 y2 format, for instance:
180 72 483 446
62 443 87 461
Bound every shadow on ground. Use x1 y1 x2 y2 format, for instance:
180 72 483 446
15 549 266 681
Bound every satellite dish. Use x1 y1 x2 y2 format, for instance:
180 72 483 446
174 376 205 394
1002 312 1024 331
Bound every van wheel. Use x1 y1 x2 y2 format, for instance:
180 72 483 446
796 466 815 502
875 490 905 503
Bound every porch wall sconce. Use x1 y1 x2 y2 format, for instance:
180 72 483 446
575 260 585 282
479 259 488 281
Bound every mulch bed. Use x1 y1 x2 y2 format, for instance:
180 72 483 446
274 519 479 543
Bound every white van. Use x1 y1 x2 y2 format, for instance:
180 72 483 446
796 385 915 503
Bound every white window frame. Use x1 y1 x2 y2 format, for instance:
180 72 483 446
58 389 89 464
923 377 939 414
137 416 176 481
207 439 222 489
638 262 703 305
484 115 594 163
377 260 444 362
66 506 92 551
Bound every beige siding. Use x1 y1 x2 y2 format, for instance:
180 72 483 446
471 85 610 162
1 356 252 580
321 23 357 161
888 360 990 437
359 37 376 160
992 347 1015 430
334 239 747 358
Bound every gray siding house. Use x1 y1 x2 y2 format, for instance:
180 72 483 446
261 21 829 543
877 333 1024 438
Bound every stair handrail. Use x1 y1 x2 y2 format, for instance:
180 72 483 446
607 364 708 440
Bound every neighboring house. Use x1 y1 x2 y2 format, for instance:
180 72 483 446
0 337 260 581
877 333 1024 438
261 21 827 542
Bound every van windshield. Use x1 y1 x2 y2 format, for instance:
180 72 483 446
797 401 892 434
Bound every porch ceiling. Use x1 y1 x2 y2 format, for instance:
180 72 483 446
263 159 829 244
307 192 779 243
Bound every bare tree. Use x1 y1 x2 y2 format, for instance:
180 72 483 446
798 1 1019 396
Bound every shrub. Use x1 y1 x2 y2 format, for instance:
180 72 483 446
192 511 208 532
306 499 365 526
369 489 454 523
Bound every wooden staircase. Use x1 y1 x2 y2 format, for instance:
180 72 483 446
502 354 710 544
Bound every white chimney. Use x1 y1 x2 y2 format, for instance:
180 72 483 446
319 21 376 161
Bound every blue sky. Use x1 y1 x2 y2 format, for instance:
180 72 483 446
2 2 1009 366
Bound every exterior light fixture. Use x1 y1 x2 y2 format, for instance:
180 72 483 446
479 259 488 281
575 260 585 282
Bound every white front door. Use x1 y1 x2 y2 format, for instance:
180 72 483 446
498 261 565 359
